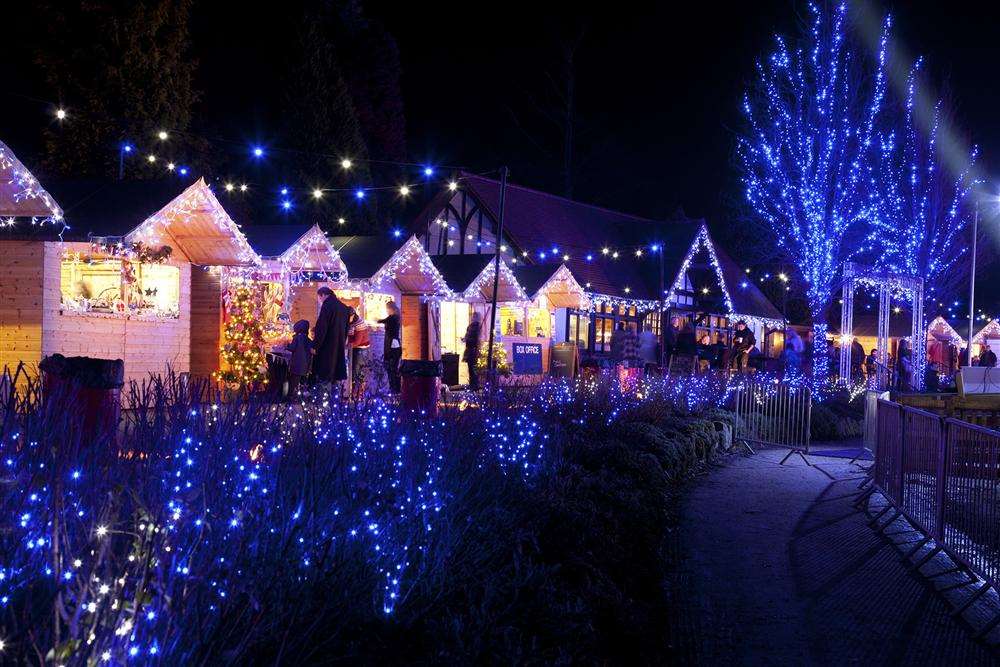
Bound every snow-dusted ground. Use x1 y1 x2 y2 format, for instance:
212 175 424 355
667 449 999 665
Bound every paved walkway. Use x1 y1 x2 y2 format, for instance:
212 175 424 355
667 449 998 665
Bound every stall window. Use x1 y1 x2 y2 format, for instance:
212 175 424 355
594 316 614 352
131 263 181 318
440 300 470 355
61 257 180 318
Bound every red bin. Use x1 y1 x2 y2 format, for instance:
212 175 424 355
40 355 124 445
399 360 442 417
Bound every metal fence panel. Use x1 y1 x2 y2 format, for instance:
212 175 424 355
733 382 811 452
901 407 943 538
941 419 1000 585
874 400 1000 592
875 400 904 506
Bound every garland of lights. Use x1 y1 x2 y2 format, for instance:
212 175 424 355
0 139 64 224
128 178 262 267
927 315 965 348
462 259 529 303
367 235 455 297
972 319 1000 346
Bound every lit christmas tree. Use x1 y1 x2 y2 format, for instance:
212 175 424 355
738 1 891 389
476 342 510 375
216 284 268 388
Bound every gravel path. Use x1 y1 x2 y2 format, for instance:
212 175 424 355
667 449 997 665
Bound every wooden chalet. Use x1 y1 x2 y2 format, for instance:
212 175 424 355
240 223 348 338
332 234 453 362
410 173 784 361
1 173 260 385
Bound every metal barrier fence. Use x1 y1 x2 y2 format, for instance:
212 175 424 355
873 399 1000 624
733 382 811 454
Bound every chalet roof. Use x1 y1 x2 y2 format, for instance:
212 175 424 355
429 254 527 302
125 178 260 267
0 139 62 220
412 172 682 299
242 224 315 258
408 173 783 322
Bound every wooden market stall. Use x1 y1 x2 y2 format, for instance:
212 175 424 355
432 254 532 383
972 318 1000 364
0 139 64 376
926 315 965 373
333 234 454 364
240 223 349 338
1 175 261 386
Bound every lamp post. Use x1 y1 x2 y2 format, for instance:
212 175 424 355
966 200 978 366
485 167 508 388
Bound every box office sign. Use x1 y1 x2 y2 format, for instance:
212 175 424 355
512 342 543 374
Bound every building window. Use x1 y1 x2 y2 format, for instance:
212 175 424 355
567 311 591 349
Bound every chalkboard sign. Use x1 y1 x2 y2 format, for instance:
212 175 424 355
512 342 543 374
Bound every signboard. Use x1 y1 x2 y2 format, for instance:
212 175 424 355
550 342 578 378
512 342 543 375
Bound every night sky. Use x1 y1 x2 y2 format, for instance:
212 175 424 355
3 1 1000 310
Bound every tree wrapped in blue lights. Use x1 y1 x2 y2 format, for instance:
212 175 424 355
871 59 980 314
738 2 890 388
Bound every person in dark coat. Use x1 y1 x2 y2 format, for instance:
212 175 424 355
285 319 312 400
664 316 681 364
312 286 351 385
730 321 756 373
462 311 482 390
379 300 402 393
980 343 997 368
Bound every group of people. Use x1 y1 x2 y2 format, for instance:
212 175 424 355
605 315 760 374
663 316 760 373
281 287 404 399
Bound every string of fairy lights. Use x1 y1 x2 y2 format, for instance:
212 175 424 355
7 96 999 326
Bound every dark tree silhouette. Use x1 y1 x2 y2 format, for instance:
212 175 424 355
32 0 200 178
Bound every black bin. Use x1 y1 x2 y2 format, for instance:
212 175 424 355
399 360 442 417
441 353 460 386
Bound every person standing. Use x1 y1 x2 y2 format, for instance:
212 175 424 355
980 343 997 368
285 319 312 401
730 321 755 373
347 309 371 400
312 287 352 391
379 301 402 393
610 321 627 362
638 328 659 373
462 311 482 390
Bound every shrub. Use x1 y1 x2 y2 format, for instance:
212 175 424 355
0 367 730 663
